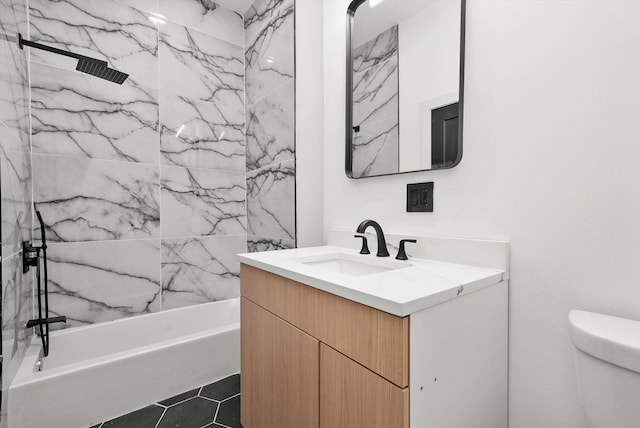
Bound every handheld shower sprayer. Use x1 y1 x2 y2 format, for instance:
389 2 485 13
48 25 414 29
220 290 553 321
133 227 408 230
25 205 67 357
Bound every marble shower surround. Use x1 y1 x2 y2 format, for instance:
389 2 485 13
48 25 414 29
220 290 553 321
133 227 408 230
30 62 160 163
45 240 162 326
0 0 34 413
28 0 159 89
27 0 250 329
160 165 246 238
244 0 296 251
159 91 245 171
161 235 247 310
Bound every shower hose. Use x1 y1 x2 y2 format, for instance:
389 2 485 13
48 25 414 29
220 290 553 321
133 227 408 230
25 207 66 357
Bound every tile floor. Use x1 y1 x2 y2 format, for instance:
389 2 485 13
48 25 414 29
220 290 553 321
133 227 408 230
89 374 241 428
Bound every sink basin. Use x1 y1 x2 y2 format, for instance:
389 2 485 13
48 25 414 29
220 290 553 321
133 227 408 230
293 253 408 277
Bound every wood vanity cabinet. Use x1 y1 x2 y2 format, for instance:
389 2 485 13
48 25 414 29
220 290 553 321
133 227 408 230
240 264 410 428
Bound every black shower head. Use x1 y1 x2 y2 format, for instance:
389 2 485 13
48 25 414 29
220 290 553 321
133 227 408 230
16 33 129 85
76 57 129 84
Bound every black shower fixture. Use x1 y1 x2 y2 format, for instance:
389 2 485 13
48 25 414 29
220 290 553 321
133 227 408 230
25 207 67 357
17 33 129 84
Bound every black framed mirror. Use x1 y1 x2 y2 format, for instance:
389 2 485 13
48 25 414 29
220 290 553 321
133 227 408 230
346 0 466 178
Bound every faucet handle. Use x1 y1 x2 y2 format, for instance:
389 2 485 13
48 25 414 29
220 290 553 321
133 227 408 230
353 234 370 255
395 239 417 260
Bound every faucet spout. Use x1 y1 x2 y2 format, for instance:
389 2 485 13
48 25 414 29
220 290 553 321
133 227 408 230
356 220 390 257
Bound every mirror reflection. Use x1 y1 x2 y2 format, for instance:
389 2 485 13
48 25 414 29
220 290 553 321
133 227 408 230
347 0 465 178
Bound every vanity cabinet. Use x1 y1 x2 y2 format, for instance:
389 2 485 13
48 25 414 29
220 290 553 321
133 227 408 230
240 261 507 428
240 264 410 428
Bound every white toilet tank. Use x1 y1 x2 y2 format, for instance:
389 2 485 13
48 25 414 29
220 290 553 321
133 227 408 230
569 310 640 428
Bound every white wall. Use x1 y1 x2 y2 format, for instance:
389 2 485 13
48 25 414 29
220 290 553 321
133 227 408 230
323 0 640 426
296 0 325 247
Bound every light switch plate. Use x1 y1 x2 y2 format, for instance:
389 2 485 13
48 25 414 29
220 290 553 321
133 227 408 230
407 182 433 212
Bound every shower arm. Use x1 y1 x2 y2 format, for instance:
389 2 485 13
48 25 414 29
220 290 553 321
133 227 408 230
17 33 107 66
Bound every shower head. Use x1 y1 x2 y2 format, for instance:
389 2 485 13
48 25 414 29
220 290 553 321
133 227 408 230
17 33 129 85
75 57 129 84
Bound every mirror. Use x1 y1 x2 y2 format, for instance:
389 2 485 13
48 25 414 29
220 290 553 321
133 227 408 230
346 0 465 178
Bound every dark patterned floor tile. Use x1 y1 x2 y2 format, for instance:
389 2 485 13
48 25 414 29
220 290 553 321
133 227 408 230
214 395 241 428
101 405 165 428
200 374 240 401
159 387 201 407
156 397 219 428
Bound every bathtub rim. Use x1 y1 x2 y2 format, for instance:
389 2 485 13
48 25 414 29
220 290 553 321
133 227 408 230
11 299 240 388
46 298 239 339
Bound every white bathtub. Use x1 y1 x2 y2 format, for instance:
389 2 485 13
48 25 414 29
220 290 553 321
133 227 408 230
7 298 240 428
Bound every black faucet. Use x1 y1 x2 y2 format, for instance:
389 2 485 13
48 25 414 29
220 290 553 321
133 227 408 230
395 239 417 260
356 220 390 257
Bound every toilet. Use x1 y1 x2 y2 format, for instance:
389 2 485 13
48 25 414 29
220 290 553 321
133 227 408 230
569 310 640 428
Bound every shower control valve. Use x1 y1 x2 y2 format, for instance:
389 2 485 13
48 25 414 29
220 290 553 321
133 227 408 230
22 240 41 274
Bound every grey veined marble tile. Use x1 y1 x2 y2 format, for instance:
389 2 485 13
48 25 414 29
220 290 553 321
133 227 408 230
246 159 295 241
244 0 294 105
160 165 246 238
159 91 244 171
351 117 399 177
244 0 292 51
32 154 161 243
158 0 243 47
1 252 33 366
0 70 30 151
159 21 244 110
30 63 160 164
29 0 159 89
0 0 27 31
352 25 398 73
247 235 294 253
114 0 159 15
0 0 30 151
245 80 294 170
0 142 32 258
0 0 29 146
45 239 162 329
161 235 246 310
353 56 399 127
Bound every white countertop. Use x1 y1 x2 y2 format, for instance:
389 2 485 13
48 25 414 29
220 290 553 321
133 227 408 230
238 245 506 317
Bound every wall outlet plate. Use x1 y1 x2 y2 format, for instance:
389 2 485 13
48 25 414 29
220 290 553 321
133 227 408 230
406 182 434 212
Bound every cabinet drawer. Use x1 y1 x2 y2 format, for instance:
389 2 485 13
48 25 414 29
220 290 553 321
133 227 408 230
241 264 409 387
320 344 409 428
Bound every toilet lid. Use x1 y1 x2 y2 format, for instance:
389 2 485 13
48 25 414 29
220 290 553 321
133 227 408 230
569 310 640 374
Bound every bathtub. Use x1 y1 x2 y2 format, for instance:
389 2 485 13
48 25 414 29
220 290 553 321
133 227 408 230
7 298 240 428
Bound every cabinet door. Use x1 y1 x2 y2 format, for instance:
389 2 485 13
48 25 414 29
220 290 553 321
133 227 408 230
241 297 319 428
320 344 409 428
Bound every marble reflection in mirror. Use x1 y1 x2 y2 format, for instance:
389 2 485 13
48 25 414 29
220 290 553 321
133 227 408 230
347 0 465 178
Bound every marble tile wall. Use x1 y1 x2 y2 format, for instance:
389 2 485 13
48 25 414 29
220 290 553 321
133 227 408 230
351 25 399 177
0 0 34 415
0 0 296 420
244 0 296 251
0 0 297 349
27 0 249 328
